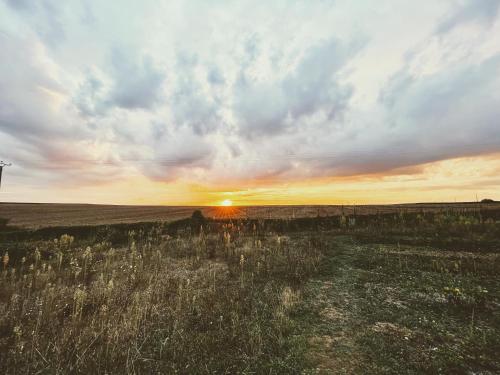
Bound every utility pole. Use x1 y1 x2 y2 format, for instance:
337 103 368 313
0 161 11 189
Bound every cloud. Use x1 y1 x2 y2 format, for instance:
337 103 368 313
0 33 124 187
0 34 81 143
171 60 223 135
4 0 30 10
220 37 500 182
436 0 500 34
107 49 166 111
233 38 359 139
207 66 225 86
3 0 66 47
73 48 166 116
73 72 106 117
314 53 500 176
142 125 215 182
0 0 499 202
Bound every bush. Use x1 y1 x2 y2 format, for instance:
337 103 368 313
481 198 495 203
191 209 205 221
191 210 206 234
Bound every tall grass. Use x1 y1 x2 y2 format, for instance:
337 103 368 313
0 225 324 374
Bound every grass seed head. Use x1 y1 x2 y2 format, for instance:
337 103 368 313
2 251 9 269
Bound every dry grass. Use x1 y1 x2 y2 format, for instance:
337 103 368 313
1 207 499 373
0 225 324 374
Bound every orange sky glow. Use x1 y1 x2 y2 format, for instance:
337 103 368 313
3 153 499 206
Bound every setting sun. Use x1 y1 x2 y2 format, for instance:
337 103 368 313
221 199 233 206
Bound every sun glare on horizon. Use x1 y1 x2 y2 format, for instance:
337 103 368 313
221 199 233 206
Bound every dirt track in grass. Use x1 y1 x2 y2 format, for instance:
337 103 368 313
300 235 500 374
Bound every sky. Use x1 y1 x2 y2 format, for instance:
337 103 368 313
0 0 499 206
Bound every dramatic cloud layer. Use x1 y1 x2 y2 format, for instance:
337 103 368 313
0 0 499 204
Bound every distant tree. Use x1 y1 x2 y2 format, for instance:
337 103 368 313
481 198 495 203
191 210 206 234
192 210 205 220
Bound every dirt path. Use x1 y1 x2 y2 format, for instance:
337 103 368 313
303 236 368 374
301 234 500 374
302 236 421 374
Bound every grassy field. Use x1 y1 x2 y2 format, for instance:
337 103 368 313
302 236 499 373
1 202 499 228
0 206 499 373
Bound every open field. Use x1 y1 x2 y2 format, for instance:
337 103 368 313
0 207 499 374
2 1 499 373
1 202 499 229
302 235 500 374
